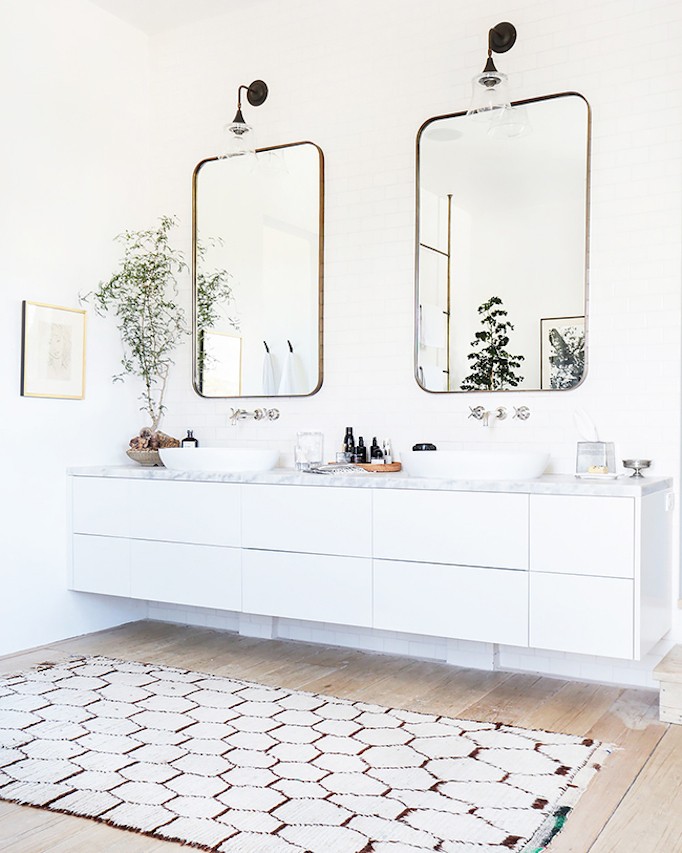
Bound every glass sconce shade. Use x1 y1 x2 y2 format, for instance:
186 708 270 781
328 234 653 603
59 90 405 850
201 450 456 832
488 104 532 139
221 117 256 159
467 70 511 119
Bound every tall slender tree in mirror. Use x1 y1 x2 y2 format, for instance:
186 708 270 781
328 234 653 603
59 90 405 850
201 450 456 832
460 296 525 391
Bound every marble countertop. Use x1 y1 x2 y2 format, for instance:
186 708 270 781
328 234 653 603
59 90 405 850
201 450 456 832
68 466 673 497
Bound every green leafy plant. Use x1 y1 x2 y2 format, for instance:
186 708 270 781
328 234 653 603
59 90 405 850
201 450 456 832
196 238 239 374
460 296 525 391
84 215 187 430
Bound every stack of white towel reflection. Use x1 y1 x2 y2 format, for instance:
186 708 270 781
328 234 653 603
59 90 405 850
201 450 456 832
418 303 448 391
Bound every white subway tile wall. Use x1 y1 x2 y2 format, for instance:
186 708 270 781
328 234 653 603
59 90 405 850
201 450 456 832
147 603 678 688
148 0 681 477
143 0 681 684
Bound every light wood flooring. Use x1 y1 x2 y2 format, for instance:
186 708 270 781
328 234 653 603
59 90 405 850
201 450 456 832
0 620 679 852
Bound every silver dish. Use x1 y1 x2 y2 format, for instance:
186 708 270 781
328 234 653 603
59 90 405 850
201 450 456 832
622 459 651 478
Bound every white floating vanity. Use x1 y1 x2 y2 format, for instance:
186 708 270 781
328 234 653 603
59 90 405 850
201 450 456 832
68 467 673 666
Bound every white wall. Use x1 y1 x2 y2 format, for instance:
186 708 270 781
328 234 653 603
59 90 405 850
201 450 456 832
0 0 151 656
149 0 682 529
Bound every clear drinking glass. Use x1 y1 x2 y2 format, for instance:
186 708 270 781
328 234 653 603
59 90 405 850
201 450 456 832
295 431 324 471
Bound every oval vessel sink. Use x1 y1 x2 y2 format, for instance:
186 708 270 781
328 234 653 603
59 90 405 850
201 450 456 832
401 449 549 481
159 447 279 473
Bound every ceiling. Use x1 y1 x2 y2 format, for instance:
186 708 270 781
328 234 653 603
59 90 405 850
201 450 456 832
88 0 255 35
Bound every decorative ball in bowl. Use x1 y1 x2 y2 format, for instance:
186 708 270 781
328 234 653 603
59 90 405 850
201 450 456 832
127 428 179 467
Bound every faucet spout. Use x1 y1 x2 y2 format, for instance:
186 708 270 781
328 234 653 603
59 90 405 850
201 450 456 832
468 405 507 427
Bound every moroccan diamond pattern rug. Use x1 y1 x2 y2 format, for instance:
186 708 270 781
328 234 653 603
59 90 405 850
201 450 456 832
0 656 609 852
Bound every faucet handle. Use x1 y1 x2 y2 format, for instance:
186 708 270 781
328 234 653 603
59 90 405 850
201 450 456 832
513 406 531 421
468 405 487 421
266 408 280 421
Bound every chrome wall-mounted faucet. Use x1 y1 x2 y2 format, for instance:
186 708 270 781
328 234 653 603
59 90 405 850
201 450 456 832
468 405 507 427
229 407 280 426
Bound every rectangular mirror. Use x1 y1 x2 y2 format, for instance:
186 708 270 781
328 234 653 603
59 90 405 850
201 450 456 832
416 93 590 392
193 141 324 397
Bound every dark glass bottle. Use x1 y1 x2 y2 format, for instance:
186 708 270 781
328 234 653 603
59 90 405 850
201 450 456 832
181 430 199 448
343 427 355 455
370 436 384 463
353 436 368 464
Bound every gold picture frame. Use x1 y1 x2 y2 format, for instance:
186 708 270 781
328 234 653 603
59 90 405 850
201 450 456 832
21 301 87 399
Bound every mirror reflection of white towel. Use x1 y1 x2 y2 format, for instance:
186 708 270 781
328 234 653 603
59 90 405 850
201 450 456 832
419 303 447 349
262 352 277 395
278 350 305 395
420 365 448 391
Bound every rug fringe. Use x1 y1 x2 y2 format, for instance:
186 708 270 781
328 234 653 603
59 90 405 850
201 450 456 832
521 742 614 852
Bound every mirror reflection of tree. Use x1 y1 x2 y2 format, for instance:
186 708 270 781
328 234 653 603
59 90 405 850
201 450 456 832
195 237 239 377
460 296 525 391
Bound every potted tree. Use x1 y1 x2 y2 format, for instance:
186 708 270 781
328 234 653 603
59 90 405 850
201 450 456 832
86 216 188 464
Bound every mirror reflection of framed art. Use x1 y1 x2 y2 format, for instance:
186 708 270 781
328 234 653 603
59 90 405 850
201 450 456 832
21 301 86 399
198 330 242 396
540 316 585 390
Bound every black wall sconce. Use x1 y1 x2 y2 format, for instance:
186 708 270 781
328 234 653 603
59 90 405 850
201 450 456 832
467 22 517 118
222 79 269 158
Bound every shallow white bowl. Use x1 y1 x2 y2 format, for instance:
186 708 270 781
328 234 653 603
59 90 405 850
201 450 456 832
159 447 280 473
401 449 549 481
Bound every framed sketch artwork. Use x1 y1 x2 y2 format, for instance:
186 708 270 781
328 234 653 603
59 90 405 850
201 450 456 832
21 301 87 399
540 316 585 390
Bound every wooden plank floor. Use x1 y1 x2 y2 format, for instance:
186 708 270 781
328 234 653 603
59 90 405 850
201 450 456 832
0 620 675 852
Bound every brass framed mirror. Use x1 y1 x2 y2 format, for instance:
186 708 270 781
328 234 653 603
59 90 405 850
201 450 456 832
415 93 590 393
193 141 324 398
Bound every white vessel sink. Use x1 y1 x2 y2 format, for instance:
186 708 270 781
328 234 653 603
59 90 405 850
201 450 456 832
159 447 280 473
401 449 549 481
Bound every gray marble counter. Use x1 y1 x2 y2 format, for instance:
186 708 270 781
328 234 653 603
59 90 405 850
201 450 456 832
68 466 672 497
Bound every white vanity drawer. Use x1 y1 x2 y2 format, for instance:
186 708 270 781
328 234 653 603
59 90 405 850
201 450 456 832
127 480 241 546
130 540 241 610
373 559 528 647
530 572 634 659
242 549 372 627
373 490 528 569
72 477 130 537
71 534 131 597
241 485 372 557
530 495 634 578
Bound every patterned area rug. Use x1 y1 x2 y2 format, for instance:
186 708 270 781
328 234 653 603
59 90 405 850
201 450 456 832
0 656 609 852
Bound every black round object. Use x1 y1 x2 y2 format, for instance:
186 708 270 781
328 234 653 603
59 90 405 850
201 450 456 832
489 22 516 53
247 80 269 107
412 443 437 451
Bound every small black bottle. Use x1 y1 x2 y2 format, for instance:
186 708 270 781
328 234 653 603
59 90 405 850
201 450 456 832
352 436 368 464
370 436 384 464
181 430 199 448
343 427 355 456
